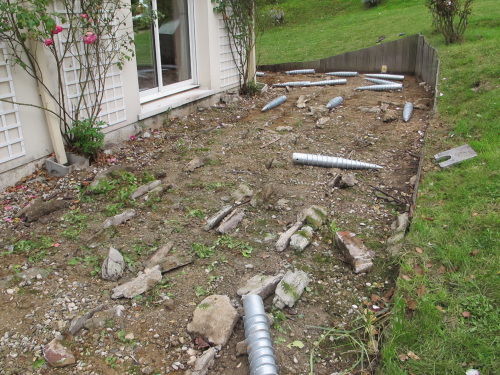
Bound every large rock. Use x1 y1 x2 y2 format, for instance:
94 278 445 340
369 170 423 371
43 338 76 368
187 295 239 347
101 246 125 281
335 231 374 273
273 270 310 309
237 273 284 299
112 266 162 299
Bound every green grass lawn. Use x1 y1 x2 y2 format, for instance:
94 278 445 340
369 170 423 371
257 0 499 374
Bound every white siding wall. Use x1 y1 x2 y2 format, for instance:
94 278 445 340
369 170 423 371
0 43 25 164
218 17 240 88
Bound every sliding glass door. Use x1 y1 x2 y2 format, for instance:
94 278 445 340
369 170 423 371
132 0 194 96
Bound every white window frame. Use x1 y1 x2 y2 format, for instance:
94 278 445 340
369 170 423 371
139 0 198 102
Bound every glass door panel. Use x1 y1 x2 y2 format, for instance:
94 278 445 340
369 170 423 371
133 0 192 95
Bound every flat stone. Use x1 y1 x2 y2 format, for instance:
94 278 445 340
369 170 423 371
204 205 234 231
69 304 105 335
155 253 193 273
434 144 477 168
186 347 218 375
112 266 162 299
335 231 374 273
236 273 284 299
217 208 245 234
275 221 303 252
236 340 248 356
231 183 254 203
382 109 399 122
144 241 174 269
273 270 310 309
129 180 162 199
185 157 209 172
103 209 136 229
101 246 125 281
43 338 76 367
187 295 239 346
15 199 70 222
83 305 125 331
339 173 358 188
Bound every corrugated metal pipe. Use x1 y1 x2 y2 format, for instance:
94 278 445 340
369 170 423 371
273 81 311 87
292 152 383 169
364 73 405 81
243 294 278 375
262 95 287 112
403 102 413 122
355 83 403 91
286 69 315 75
364 77 398 85
325 71 358 77
310 79 347 86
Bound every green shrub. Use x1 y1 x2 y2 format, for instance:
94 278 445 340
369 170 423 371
68 118 106 159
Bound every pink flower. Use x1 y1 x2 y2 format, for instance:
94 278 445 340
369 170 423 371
5 218 12 222
129 135 135 140
5 206 12 210
51 25 63 35
44 38 54 46
83 32 97 44
81 14 87 18
53 243 60 247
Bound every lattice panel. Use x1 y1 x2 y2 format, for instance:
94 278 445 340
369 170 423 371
54 2 126 126
0 43 25 164
218 17 240 88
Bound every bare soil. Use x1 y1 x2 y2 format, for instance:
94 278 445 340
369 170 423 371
0 72 434 375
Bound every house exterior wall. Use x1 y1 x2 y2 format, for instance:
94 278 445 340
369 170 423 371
0 0 243 191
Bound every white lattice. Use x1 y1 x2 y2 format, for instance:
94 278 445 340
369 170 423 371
218 17 240 88
54 2 126 126
0 43 25 164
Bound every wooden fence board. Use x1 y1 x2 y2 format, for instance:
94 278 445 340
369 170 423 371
258 34 439 91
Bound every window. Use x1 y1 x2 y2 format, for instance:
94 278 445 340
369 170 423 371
132 0 195 98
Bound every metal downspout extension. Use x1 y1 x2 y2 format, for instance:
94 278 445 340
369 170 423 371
243 294 278 375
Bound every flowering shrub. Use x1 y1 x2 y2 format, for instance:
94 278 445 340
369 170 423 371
426 0 474 44
0 0 135 158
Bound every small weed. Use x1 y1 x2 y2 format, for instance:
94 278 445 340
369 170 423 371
191 243 215 259
198 302 210 309
272 308 289 333
194 285 208 297
117 330 135 344
32 358 46 369
105 356 118 368
281 281 300 300
67 254 100 276
186 207 205 219
216 235 254 258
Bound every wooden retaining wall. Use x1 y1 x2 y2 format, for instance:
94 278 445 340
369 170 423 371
258 34 439 87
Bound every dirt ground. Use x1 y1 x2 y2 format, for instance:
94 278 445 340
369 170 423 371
0 72 434 375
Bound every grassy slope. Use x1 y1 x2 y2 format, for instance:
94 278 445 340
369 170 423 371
257 1 499 374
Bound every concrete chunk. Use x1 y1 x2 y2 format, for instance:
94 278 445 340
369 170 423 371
237 273 284 299
129 180 162 199
289 226 314 251
111 266 162 299
273 270 310 309
335 231 374 273
187 295 239 346
101 246 125 281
